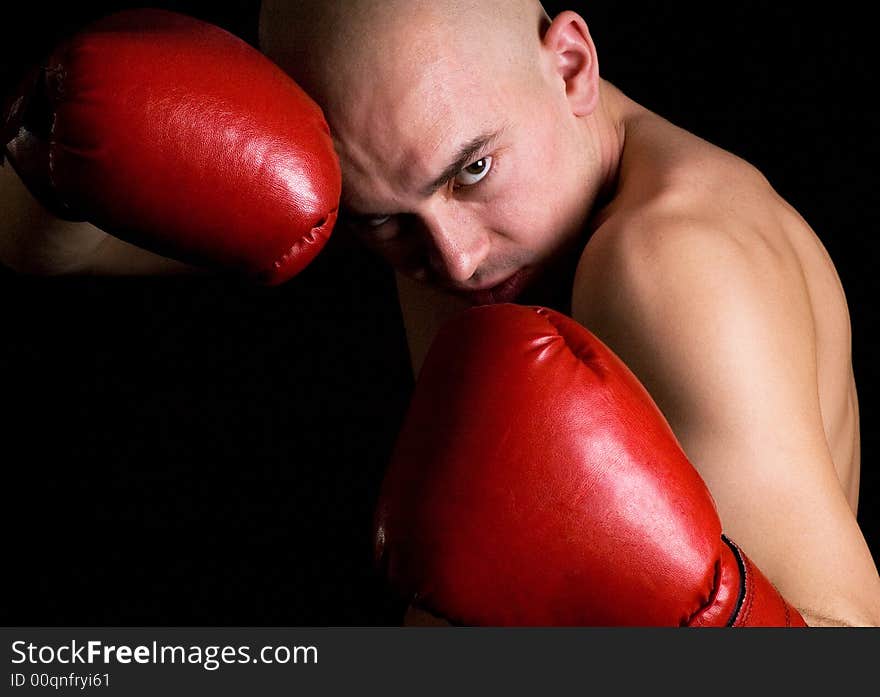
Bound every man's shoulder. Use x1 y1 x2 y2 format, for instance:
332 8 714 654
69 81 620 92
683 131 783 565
577 200 768 310
575 116 800 316
601 107 783 249
569 167 821 451
571 169 808 364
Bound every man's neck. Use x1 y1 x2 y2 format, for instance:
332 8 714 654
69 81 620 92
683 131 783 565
589 79 629 207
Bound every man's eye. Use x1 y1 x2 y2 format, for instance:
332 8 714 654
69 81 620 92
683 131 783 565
365 215 391 228
454 156 493 186
353 214 398 242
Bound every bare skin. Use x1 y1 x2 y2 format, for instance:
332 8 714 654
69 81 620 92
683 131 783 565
0 162 193 276
2 1 877 626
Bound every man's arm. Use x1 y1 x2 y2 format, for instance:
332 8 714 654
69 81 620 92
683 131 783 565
0 161 195 276
572 220 880 626
375 304 807 626
1 8 340 284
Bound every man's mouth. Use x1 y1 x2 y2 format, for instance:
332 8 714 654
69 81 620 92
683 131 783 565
457 267 533 306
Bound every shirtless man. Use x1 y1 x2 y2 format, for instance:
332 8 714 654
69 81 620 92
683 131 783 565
2 1 878 626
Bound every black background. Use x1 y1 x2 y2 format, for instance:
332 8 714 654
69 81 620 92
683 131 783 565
1 2 877 625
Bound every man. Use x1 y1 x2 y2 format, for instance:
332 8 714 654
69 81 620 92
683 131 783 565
257 0 879 627
2 2 878 626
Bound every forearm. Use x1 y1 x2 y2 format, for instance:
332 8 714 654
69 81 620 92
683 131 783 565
3 8 340 285
375 305 810 626
799 614 844 627
81 234 205 277
2 160 95 274
798 594 880 627
1 162 201 277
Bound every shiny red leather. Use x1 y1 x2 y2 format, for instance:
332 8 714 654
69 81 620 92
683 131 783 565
2 9 340 284
374 304 806 626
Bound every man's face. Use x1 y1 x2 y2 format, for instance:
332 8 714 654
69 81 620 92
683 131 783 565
330 33 592 305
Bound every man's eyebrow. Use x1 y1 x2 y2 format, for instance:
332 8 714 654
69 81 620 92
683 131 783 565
341 127 508 219
421 128 506 197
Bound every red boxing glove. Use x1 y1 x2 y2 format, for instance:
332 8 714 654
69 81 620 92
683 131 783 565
2 8 340 284
374 304 807 627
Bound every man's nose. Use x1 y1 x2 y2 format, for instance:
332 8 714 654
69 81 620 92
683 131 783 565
417 205 490 284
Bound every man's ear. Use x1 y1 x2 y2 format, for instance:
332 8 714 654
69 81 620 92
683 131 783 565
541 11 600 116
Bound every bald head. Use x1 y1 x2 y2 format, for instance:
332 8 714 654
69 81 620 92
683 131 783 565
258 1 605 297
259 0 550 118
